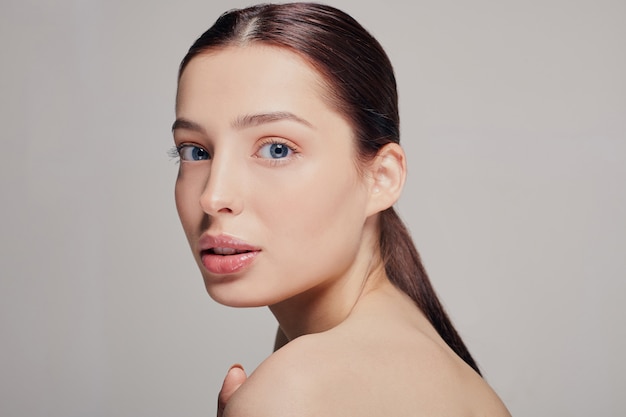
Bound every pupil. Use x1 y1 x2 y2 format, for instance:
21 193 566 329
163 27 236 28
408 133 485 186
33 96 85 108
271 144 286 158
194 148 206 160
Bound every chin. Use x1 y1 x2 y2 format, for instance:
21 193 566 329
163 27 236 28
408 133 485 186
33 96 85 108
204 283 274 308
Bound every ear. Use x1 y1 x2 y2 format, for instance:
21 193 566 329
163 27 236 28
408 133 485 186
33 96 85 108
365 143 406 217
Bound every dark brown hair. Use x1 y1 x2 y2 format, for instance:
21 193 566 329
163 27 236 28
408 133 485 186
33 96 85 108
178 2 481 375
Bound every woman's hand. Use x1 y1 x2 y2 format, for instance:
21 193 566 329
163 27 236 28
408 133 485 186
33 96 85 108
217 364 247 417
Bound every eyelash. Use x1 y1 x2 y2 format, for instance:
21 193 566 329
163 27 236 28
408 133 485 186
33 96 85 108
168 146 180 163
169 143 212 163
255 138 299 164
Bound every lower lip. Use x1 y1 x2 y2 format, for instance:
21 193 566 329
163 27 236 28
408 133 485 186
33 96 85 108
200 251 260 275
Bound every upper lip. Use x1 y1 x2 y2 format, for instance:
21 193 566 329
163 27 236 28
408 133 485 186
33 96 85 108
199 234 261 254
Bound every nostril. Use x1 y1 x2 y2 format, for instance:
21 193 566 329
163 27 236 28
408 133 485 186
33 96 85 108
199 192 236 216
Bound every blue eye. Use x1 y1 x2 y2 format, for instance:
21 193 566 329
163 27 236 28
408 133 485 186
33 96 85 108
178 145 210 161
257 142 293 159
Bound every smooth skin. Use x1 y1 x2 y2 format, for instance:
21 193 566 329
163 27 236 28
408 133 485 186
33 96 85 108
174 45 511 417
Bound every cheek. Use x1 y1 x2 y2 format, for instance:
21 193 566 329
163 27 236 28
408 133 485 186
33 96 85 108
252 159 368 266
174 173 204 238
256 159 362 221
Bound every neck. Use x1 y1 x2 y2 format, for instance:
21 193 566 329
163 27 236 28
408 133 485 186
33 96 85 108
269 230 387 342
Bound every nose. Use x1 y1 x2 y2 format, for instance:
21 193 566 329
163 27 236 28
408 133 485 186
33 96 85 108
199 153 243 217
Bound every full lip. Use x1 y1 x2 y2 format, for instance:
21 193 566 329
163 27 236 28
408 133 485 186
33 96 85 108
199 233 261 254
198 233 262 275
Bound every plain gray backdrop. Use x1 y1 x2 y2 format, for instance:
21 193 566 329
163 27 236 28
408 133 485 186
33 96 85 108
1 0 624 416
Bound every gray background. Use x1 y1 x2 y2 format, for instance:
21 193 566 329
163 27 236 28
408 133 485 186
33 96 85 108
1 0 624 415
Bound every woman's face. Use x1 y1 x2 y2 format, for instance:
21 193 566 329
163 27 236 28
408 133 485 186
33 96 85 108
174 45 374 307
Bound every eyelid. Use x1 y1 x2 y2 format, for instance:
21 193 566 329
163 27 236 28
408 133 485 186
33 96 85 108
176 143 211 161
255 137 299 153
254 137 300 162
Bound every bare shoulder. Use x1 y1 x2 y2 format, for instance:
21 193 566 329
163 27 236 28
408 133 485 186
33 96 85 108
223 333 350 417
224 326 509 417
223 281 511 417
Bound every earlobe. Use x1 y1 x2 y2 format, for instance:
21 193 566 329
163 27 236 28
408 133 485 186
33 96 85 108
365 143 406 216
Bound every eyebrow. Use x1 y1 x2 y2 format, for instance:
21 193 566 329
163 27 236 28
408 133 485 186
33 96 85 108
232 111 313 129
172 111 313 133
171 118 206 134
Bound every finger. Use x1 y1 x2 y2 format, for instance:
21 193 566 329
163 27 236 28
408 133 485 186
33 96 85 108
217 364 247 417
221 364 247 399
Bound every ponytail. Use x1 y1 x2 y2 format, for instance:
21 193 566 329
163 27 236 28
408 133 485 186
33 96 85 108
379 208 482 375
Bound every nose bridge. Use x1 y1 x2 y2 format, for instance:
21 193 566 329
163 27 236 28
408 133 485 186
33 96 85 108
200 148 242 216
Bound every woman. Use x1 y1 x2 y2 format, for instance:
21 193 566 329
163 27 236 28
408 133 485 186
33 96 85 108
172 3 510 416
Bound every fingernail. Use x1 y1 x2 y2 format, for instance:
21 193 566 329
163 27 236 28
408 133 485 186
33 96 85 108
228 363 244 372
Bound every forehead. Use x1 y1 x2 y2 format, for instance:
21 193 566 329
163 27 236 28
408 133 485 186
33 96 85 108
176 45 332 116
